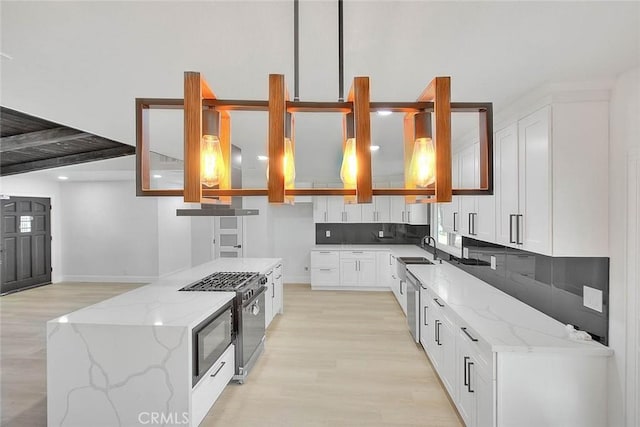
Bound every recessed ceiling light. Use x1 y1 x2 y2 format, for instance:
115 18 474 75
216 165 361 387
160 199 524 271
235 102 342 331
257 155 268 161
377 110 392 116
370 145 380 151
152 174 162 179
58 176 68 180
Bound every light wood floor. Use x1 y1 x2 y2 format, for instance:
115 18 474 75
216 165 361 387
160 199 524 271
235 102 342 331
204 284 462 427
0 282 462 427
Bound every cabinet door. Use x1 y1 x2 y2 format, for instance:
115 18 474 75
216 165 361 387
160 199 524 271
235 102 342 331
375 196 391 222
390 197 406 223
518 106 551 254
264 271 274 328
357 258 377 286
439 317 457 396
313 197 328 223
361 202 375 222
420 287 431 352
407 203 429 225
339 259 359 285
376 252 391 287
475 193 496 242
274 265 283 315
439 200 459 234
326 197 344 222
459 144 479 236
344 203 362 223
456 338 476 426
495 124 519 246
475 371 493 427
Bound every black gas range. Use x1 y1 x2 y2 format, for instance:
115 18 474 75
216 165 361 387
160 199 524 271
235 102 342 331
179 271 267 384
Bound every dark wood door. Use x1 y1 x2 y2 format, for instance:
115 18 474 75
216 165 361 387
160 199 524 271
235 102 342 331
0 196 51 294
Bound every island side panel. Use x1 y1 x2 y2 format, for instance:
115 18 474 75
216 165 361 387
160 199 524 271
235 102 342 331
47 322 189 427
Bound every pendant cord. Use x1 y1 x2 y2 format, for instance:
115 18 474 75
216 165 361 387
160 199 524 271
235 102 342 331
293 0 300 101
338 0 344 102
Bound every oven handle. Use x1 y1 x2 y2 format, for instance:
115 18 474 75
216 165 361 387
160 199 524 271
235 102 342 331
243 285 267 308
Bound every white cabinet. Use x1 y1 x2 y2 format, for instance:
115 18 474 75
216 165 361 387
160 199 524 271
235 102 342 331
459 142 495 242
191 344 235 427
310 250 340 286
376 251 392 287
439 152 460 233
389 255 407 315
325 197 362 223
265 264 284 329
428 295 457 396
311 249 386 289
361 197 391 222
495 107 551 254
313 196 329 223
339 251 376 287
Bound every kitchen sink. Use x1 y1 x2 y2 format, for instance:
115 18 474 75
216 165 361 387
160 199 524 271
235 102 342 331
397 256 433 265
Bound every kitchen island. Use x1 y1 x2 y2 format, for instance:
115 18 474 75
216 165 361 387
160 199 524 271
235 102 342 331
47 258 281 427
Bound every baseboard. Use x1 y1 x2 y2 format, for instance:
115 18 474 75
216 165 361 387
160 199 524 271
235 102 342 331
61 275 156 283
311 285 391 292
284 275 310 284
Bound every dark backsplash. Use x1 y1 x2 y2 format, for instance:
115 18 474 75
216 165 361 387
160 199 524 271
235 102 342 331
453 237 609 345
315 223 430 245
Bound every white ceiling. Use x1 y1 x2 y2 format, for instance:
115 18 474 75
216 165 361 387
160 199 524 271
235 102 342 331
1 1 638 184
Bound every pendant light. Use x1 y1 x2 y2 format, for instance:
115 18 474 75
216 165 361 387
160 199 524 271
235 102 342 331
201 108 225 188
409 111 436 188
340 112 357 189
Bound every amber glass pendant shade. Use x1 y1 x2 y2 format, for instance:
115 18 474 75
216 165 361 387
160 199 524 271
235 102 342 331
266 137 296 188
201 134 225 187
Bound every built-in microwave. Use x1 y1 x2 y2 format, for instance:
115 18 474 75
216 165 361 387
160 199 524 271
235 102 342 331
192 301 234 387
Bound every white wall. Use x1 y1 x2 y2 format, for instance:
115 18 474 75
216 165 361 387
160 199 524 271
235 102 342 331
608 67 640 427
60 180 159 282
190 217 214 267
271 203 315 283
156 198 191 277
0 175 63 282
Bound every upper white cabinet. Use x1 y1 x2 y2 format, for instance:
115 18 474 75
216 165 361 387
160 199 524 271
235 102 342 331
439 153 460 234
494 99 608 256
459 142 495 242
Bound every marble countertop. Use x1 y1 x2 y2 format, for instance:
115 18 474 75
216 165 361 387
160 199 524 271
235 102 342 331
311 244 431 256
407 259 613 356
48 258 282 328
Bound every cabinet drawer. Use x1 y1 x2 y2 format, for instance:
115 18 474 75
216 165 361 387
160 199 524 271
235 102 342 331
339 250 376 260
311 268 340 285
457 326 492 378
191 344 234 427
310 251 340 268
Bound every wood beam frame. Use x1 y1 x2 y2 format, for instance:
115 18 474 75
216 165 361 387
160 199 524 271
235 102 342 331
135 74 493 200
348 77 373 204
268 74 286 203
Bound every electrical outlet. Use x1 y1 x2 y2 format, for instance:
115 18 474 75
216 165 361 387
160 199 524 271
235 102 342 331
325 230 331 238
490 256 497 270
462 247 469 259
583 286 603 313
378 230 384 238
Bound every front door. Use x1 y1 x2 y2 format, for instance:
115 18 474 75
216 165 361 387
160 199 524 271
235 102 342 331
214 217 244 258
0 196 52 294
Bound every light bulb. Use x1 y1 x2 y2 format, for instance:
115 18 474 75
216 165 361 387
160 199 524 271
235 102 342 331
201 134 225 187
340 137 357 188
283 137 296 189
409 137 436 187
266 138 296 187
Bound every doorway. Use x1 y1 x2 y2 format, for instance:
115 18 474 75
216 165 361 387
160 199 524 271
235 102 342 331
214 217 244 258
0 196 52 294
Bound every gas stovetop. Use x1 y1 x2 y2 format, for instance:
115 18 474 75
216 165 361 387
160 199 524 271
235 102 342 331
179 272 264 293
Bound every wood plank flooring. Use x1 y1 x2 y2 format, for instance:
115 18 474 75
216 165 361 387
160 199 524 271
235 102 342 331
0 282 462 427
203 284 462 427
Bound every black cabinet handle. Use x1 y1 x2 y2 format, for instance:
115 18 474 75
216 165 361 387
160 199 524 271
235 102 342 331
463 356 470 386
423 306 428 326
467 361 475 393
516 214 524 245
468 213 472 235
435 320 442 345
509 214 516 243
453 212 458 232
210 361 226 378
433 298 444 308
400 280 403 295
461 327 479 342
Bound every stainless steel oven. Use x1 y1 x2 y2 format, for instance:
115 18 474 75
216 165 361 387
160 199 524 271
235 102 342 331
235 285 266 383
192 301 234 386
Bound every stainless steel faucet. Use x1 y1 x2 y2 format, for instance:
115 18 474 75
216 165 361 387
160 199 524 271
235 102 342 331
422 235 439 262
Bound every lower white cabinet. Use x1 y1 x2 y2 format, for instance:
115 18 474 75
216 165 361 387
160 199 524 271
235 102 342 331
311 249 390 290
390 255 407 315
191 344 235 427
265 263 284 328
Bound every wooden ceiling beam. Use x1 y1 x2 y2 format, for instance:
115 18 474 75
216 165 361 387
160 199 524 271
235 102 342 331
0 127 90 153
0 145 135 176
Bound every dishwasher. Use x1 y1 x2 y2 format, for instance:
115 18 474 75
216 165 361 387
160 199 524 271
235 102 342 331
405 271 421 344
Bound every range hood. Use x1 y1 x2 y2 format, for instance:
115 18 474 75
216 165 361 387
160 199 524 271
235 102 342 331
176 145 259 217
